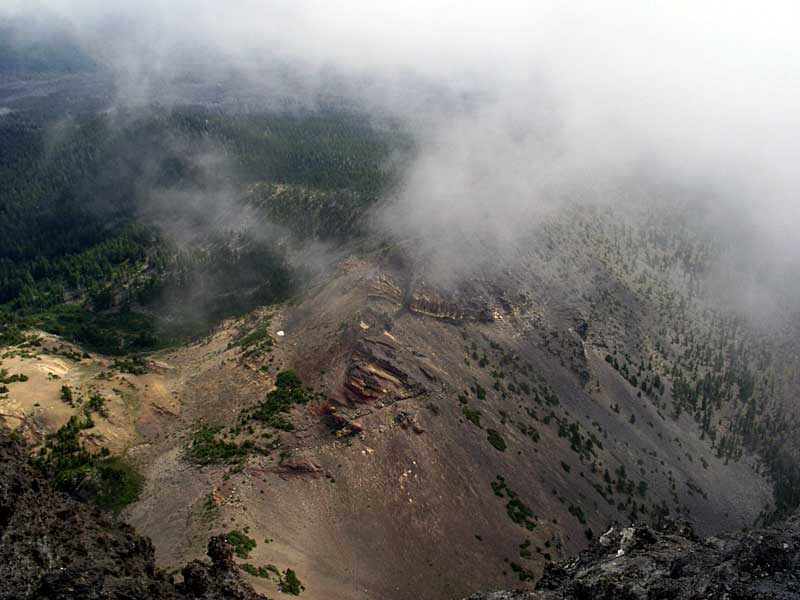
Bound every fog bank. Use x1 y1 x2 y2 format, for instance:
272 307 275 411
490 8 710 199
4 1 800 307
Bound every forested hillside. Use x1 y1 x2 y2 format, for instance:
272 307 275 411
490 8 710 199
0 15 799 599
0 22 95 75
0 102 406 353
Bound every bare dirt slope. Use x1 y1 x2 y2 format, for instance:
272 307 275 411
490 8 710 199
0 212 781 599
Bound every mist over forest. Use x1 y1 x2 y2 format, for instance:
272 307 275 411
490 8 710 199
1 4 799 600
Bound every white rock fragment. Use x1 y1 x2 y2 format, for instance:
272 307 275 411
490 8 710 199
599 527 615 546
620 527 636 551
276 330 285 337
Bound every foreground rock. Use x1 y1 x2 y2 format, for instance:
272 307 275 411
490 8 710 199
465 517 800 599
0 427 266 600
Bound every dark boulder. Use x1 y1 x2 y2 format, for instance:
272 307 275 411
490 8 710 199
464 517 800 599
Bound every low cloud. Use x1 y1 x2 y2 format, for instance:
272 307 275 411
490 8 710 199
4 2 800 311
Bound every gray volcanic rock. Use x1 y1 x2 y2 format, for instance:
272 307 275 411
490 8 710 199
0 427 267 600
464 517 800 599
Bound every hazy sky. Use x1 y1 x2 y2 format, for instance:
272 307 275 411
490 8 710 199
4 2 800 297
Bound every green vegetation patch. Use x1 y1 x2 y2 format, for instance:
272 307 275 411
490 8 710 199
568 503 587 524
463 407 482 428
280 568 304 595
60 385 74 405
18 304 164 356
226 529 257 559
93 456 145 512
0 327 41 348
35 414 143 512
187 425 257 465
0 105 403 355
242 371 315 431
111 354 148 374
86 394 109 418
230 316 274 359
0 369 28 384
510 561 536 582
487 428 507 452
240 563 276 579
492 476 537 530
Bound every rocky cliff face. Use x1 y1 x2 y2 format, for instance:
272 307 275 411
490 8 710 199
464 516 800 599
0 426 267 600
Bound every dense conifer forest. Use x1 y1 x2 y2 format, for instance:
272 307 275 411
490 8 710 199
0 101 405 352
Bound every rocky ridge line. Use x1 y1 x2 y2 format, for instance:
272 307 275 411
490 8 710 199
463 516 800 599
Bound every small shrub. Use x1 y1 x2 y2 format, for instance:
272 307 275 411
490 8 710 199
243 370 314 431
510 561 535 582
111 355 147 375
240 563 271 578
226 530 257 559
487 429 507 452
492 476 536 530
93 457 144 512
86 394 109 418
0 369 28 384
60 385 74 405
187 425 252 465
463 407 482 428
280 568 304 595
568 503 586 524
